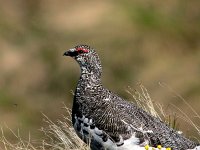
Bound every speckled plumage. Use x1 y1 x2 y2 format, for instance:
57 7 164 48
63 45 199 150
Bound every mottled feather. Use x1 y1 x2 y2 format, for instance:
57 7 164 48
64 45 199 150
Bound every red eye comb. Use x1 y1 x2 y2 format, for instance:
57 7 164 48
76 48 89 53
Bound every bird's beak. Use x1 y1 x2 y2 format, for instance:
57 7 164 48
63 48 77 57
63 51 69 56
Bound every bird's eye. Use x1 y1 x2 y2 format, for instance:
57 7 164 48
79 50 83 53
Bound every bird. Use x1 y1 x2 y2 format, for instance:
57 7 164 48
63 44 200 150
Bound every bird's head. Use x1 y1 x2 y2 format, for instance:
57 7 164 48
63 45 102 77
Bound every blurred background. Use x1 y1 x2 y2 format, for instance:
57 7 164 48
0 0 200 144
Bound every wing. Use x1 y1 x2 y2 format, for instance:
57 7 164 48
84 89 152 146
78 88 198 149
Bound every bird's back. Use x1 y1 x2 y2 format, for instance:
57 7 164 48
72 86 198 150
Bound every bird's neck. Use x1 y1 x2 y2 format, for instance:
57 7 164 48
80 71 102 86
76 67 102 93
80 65 102 79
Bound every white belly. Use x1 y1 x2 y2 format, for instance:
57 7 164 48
73 115 149 150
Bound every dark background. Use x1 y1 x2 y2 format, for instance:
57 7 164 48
0 0 200 143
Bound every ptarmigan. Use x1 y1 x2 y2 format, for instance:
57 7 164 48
63 45 200 150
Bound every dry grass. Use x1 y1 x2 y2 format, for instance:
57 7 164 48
0 85 199 149
0 127 37 150
126 83 165 120
40 107 89 150
0 105 89 150
127 83 200 140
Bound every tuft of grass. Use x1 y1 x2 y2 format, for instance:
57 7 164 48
40 106 89 150
0 105 89 150
127 83 200 140
126 83 163 119
159 82 200 140
0 126 37 150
